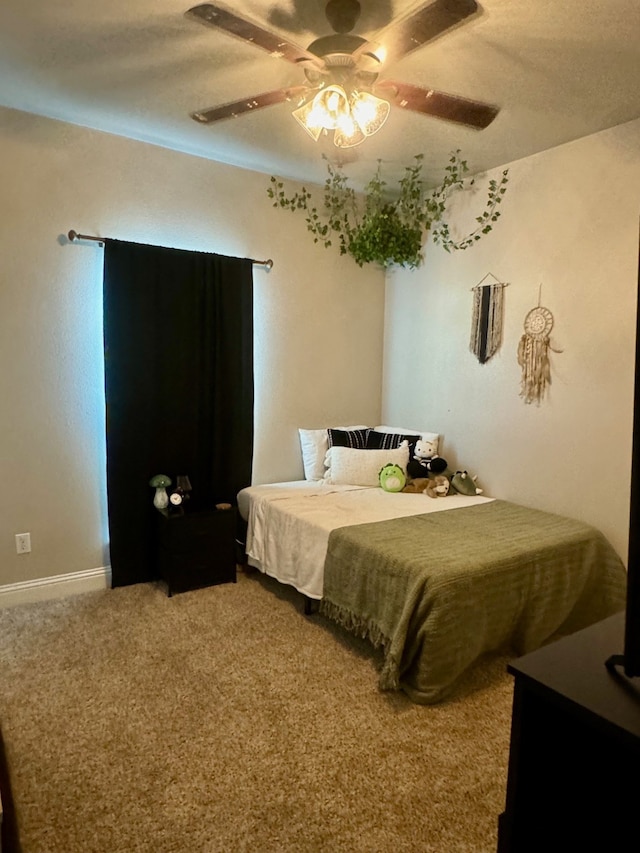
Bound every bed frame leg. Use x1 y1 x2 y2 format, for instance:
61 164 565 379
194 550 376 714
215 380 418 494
303 596 317 616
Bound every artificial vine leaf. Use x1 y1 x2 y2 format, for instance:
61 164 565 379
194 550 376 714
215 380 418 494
267 152 509 269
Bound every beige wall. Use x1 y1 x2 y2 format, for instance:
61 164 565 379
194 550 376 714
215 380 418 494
0 106 385 587
382 118 640 562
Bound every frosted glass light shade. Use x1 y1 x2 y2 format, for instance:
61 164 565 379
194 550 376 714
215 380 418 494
350 91 390 136
334 121 366 148
292 99 323 141
293 84 350 140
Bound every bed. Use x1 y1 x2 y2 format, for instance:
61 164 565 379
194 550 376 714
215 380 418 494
237 428 627 704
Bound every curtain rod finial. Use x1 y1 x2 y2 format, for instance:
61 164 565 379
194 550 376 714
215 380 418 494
67 229 105 246
251 257 273 270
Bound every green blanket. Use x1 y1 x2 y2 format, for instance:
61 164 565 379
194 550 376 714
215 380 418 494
319 500 627 704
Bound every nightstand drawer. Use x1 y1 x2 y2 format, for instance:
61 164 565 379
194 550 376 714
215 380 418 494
156 506 237 595
159 507 233 547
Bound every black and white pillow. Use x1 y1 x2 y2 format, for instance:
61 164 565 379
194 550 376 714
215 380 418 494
366 430 418 451
372 426 440 454
327 427 371 450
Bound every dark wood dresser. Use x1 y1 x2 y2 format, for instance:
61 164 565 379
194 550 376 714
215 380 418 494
497 612 640 852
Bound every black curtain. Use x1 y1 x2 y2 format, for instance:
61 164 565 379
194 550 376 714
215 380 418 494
103 240 254 588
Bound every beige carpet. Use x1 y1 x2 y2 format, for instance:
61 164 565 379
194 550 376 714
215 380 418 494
0 570 514 853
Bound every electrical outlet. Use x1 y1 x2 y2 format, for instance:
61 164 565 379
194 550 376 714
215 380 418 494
15 532 31 554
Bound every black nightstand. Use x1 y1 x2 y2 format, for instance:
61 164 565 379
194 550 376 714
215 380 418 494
156 505 237 596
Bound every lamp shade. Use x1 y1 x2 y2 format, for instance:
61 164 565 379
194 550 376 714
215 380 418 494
292 98 323 141
293 84 351 140
350 91 390 136
334 120 366 148
176 474 192 493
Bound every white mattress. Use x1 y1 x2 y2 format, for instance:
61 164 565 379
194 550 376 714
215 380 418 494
238 480 492 599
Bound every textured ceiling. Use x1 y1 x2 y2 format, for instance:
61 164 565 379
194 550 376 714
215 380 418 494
1 0 639 188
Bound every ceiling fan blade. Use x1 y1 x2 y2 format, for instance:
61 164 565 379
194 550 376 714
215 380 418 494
190 86 310 124
186 3 324 69
377 0 479 66
377 80 499 129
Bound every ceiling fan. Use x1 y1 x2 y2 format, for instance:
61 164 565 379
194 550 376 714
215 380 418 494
185 0 500 149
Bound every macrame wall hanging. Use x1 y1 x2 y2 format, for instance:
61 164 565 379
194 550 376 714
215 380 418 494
517 286 562 405
469 272 508 364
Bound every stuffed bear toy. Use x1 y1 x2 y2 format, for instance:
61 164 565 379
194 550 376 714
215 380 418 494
401 477 431 494
450 470 483 496
406 438 448 480
402 475 450 497
424 475 450 498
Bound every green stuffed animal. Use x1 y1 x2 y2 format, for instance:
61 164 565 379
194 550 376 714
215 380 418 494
379 463 407 493
450 470 483 496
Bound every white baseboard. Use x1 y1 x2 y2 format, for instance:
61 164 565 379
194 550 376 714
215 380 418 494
0 566 112 608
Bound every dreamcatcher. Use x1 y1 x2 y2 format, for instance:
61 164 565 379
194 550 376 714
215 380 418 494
517 288 562 405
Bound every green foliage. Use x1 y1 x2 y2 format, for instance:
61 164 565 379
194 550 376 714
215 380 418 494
267 152 509 269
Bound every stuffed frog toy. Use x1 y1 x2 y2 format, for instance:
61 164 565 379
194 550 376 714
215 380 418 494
379 463 407 493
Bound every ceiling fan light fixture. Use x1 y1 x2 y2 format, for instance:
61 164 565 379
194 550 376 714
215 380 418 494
350 90 390 136
292 83 389 148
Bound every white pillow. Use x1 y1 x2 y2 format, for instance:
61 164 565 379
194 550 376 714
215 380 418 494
324 443 410 487
298 425 369 480
373 425 440 453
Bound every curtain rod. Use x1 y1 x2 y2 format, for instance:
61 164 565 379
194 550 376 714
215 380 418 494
67 230 273 269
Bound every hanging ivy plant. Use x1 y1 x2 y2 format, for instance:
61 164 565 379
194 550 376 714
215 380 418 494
267 151 509 269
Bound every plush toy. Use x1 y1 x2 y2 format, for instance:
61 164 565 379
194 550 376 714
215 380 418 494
406 438 448 480
450 470 483 496
425 475 451 498
402 475 450 497
402 477 431 494
379 463 407 493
